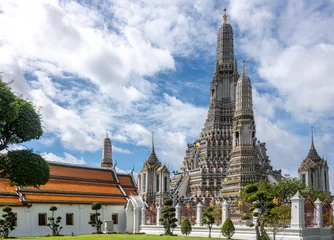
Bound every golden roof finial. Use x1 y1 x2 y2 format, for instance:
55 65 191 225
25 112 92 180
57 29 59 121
242 60 246 75
223 8 228 23
106 129 109 138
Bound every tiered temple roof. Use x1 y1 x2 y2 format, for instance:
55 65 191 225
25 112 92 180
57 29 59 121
0 162 137 206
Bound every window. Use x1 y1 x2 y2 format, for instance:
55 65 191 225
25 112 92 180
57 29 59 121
164 176 168 192
301 174 306 185
156 175 160 192
143 173 146 192
324 171 327 190
66 213 74 225
112 213 118 224
311 173 314 185
38 213 47 226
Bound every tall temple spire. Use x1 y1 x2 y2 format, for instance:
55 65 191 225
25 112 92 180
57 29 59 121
147 131 159 165
306 127 321 162
101 131 113 168
241 60 246 76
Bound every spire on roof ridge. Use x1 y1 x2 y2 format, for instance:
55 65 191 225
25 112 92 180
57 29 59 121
152 131 155 152
311 126 315 149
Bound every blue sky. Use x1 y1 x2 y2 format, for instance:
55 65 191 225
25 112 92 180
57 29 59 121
0 0 333 192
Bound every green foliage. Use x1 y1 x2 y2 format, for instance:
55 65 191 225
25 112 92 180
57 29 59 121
91 202 102 211
6 149 50 188
221 218 235 239
160 199 178 235
265 206 291 240
241 215 250 220
0 206 17 238
212 205 222 225
89 202 103 233
47 205 62 236
202 206 215 238
0 77 49 188
180 218 192 236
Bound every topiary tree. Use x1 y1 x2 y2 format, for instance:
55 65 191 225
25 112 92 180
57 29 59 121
160 199 177 235
47 205 62 236
202 206 215 238
0 78 50 188
180 218 192 236
88 202 103 234
0 206 17 238
221 218 235 239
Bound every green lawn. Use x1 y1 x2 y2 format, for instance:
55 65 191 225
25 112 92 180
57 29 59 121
18 234 231 240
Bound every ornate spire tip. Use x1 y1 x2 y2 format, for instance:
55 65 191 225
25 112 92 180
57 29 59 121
106 129 109 138
242 60 246 75
223 8 228 23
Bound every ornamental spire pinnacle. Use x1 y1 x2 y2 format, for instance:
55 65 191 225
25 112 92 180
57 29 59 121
223 8 228 23
152 131 155 152
311 126 315 149
106 129 109 138
242 60 246 76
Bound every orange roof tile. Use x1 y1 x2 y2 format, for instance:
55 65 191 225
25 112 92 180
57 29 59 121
0 179 16 193
118 175 134 187
124 189 137 197
23 179 123 195
24 194 127 204
0 196 20 204
50 165 115 182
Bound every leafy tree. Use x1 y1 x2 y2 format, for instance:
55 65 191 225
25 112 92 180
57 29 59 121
180 218 192 236
202 206 215 238
221 218 235 239
265 205 291 240
212 204 222 225
0 206 17 238
242 183 275 240
88 202 103 234
160 199 177 235
47 205 62 236
0 78 50 187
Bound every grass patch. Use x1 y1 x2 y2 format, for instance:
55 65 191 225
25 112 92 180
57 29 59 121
18 234 232 240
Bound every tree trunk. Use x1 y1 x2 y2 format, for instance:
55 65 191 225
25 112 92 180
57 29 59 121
255 218 260 239
208 227 211 238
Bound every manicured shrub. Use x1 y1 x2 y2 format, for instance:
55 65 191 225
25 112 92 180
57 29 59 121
221 218 235 239
241 215 250 220
180 218 192 236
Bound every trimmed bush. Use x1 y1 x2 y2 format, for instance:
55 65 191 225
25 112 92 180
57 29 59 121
180 218 192 236
221 218 235 239
241 215 250 220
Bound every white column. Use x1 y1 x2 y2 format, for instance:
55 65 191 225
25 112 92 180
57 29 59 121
141 207 146 226
133 207 141 233
314 198 323 228
290 191 305 229
196 202 203 226
175 203 181 226
222 200 229 225
157 205 162 226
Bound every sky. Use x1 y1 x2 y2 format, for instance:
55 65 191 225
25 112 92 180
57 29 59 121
0 0 333 192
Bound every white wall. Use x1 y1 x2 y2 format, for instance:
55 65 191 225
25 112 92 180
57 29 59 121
8 204 125 237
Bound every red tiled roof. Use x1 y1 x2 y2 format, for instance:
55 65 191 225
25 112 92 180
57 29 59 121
124 189 137 196
0 196 21 204
0 179 16 193
50 165 115 182
24 194 127 204
23 179 123 195
118 175 134 187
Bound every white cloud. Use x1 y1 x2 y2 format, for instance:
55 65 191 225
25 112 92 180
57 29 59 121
42 152 86 165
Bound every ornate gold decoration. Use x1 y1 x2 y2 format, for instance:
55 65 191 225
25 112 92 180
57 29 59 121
242 60 246 75
195 142 200 148
223 8 228 23
106 129 109 138
186 202 190 209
